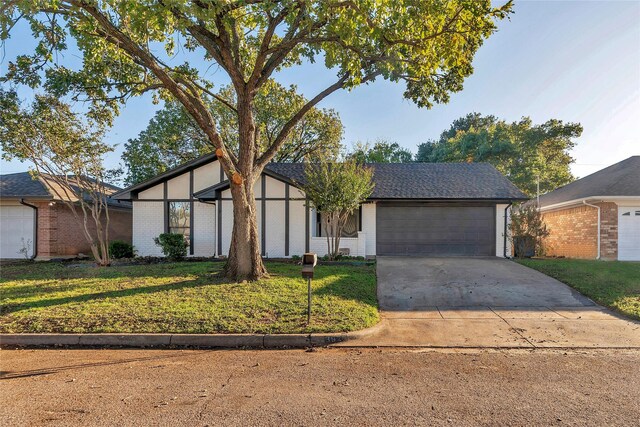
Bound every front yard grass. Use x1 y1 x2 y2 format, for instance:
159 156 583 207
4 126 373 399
517 258 640 320
0 261 379 334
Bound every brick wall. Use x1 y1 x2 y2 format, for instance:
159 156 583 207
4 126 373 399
598 202 618 260
542 203 618 260
35 201 132 258
542 205 598 259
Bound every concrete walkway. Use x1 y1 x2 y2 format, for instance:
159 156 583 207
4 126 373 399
338 257 640 348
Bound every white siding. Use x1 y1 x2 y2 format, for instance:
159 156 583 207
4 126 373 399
193 202 216 257
167 173 190 199
265 176 286 198
138 183 163 199
133 201 164 256
362 203 376 256
496 203 512 257
220 200 233 256
264 200 285 257
193 162 220 192
289 200 307 257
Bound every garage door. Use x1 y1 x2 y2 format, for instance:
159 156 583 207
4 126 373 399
618 207 640 261
376 203 495 256
0 205 35 259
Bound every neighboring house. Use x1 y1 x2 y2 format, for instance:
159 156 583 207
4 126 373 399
113 154 527 259
0 172 132 260
539 156 640 261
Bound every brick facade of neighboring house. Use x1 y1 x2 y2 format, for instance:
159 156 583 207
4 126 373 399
538 156 639 261
542 202 618 260
35 201 132 258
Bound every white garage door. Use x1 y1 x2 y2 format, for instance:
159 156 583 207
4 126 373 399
618 207 640 261
0 205 35 259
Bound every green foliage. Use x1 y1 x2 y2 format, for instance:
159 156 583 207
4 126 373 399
124 82 343 185
153 233 188 261
303 159 374 260
109 241 135 259
510 205 550 258
348 139 413 163
0 89 114 266
416 113 582 196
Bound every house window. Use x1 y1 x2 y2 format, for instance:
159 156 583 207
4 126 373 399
316 210 360 238
169 201 190 243
622 212 630 216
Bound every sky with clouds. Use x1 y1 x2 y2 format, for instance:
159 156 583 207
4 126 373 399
1 1 639 180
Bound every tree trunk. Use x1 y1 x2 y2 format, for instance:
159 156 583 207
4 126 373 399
223 175 267 281
221 94 267 281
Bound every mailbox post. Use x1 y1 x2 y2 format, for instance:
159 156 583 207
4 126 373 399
301 253 317 325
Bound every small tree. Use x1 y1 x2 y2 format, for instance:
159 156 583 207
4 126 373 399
0 90 115 266
510 205 550 258
303 160 374 260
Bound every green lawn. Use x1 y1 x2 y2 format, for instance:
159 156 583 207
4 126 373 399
517 258 640 320
0 261 379 334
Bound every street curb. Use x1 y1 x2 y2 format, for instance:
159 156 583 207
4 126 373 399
0 332 358 349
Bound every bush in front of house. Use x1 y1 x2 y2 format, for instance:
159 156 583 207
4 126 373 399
153 233 188 261
109 240 136 259
510 205 550 258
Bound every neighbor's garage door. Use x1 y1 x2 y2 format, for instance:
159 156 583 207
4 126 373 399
376 203 495 256
0 205 35 259
618 207 640 261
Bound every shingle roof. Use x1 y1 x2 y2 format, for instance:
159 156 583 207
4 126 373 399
0 172 51 198
0 171 131 209
266 162 528 200
539 156 640 208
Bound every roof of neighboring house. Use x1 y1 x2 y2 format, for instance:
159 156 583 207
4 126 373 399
193 162 528 201
539 156 640 208
0 172 52 199
0 172 131 209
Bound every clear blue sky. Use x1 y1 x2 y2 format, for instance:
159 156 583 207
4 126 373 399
1 1 639 179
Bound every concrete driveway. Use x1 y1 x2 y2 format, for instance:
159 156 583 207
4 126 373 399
340 257 640 348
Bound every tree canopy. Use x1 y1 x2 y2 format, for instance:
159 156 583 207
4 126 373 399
416 113 582 196
124 82 343 186
1 0 513 280
348 139 413 163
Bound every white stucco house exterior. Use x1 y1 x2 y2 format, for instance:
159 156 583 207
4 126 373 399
113 154 528 259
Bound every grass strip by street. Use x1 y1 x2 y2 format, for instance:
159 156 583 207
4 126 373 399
0 261 378 334
517 258 640 320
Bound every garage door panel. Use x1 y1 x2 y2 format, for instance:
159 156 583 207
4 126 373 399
618 207 640 261
0 206 35 259
376 204 495 256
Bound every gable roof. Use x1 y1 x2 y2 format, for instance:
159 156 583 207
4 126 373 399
192 162 527 201
0 172 52 199
539 156 640 208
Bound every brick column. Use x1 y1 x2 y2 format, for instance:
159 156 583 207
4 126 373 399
597 202 618 260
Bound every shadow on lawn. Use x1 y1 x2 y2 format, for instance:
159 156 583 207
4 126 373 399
0 278 210 315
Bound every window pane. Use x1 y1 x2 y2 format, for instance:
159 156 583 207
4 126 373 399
169 202 190 228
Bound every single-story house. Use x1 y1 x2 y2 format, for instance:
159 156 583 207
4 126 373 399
539 155 640 261
0 172 132 259
113 154 527 259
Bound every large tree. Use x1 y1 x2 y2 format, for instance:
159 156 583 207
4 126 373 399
348 139 413 164
124 82 344 186
0 90 115 266
2 1 513 280
416 113 582 196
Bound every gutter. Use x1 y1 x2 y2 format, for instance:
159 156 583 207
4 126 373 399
582 200 601 260
19 199 38 259
503 203 512 258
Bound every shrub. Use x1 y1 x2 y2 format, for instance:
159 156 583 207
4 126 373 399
153 233 188 261
510 205 550 258
109 240 135 259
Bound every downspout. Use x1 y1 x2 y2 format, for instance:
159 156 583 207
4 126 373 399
583 200 601 260
19 199 38 259
503 203 512 258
